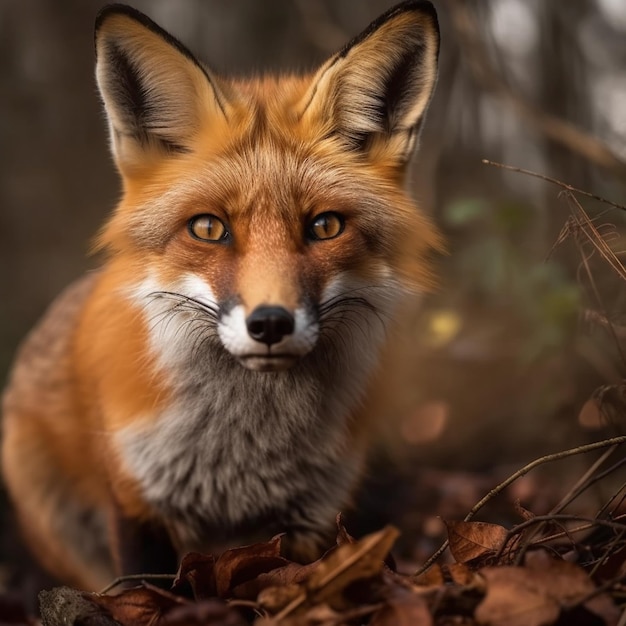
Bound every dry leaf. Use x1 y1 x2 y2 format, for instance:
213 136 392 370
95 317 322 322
214 535 290 598
257 584 302 612
476 566 560 626
446 563 477 586
476 552 620 626
272 525 399 620
231 558 319 602
172 552 216 600
335 514 356 546
413 564 445 587
370 593 433 626
305 525 400 603
92 584 187 626
445 520 508 564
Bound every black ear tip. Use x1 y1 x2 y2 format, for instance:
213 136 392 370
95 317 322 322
339 0 439 59
96 4 143 34
387 1 439 33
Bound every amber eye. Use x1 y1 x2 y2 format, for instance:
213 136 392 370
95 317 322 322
308 212 345 241
188 214 229 242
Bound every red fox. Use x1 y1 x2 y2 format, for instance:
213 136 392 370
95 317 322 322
2 2 441 589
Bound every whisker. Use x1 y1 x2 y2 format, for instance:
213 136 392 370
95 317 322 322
317 287 392 350
139 290 220 358
147 290 219 319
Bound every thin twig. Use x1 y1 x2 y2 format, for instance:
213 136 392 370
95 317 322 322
512 445 621 560
528 513 626 547
482 160 626 212
551 446 618 516
571 198 626 367
497 513 626 564
565 191 626 283
98 574 177 595
416 436 626 575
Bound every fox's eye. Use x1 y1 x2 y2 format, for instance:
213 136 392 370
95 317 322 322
188 214 229 242
308 212 345 241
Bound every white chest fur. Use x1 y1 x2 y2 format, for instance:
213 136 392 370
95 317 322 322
117 273 397 546
116 341 375 545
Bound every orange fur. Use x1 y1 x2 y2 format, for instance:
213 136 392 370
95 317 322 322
2 2 442 589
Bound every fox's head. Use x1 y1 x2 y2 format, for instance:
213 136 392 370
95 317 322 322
94 2 441 373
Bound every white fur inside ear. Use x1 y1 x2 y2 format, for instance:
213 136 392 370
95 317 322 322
301 6 439 161
95 8 227 172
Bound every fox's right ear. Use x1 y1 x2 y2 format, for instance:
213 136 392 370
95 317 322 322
300 1 439 169
94 4 229 176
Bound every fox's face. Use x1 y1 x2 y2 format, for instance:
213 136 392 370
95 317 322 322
94 3 441 372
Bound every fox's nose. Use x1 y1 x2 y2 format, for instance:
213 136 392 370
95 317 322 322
246 306 295 346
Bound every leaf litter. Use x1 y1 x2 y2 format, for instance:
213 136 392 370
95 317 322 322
30 508 624 626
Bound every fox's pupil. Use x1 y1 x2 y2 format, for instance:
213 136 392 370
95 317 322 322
189 215 226 242
311 212 343 240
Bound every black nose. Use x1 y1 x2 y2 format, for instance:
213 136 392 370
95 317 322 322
246 306 295 346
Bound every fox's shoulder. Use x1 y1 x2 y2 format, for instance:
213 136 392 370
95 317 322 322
2 272 99 417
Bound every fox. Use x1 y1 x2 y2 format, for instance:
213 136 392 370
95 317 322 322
2 1 441 590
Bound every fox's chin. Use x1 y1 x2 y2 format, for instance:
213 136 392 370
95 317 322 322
238 354 300 372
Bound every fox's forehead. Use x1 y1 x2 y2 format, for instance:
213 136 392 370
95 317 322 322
190 73 321 151
130 131 361 217
230 74 311 105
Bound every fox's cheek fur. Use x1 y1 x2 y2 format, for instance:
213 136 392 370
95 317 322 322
129 271 319 372
129 269 393 374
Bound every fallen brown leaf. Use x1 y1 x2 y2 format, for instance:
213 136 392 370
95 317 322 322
92 584 188 626
370 591 433 626
446 563 477 587
214 535 290 599
445 520 508 564
172 552 216 600
272 525 400 620
305 525 399 604
475 566 560 626
335 514 356 546
413 564 445 587
257 583 301 613
476 551 620 626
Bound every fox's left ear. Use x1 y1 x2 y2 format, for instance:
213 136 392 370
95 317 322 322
94 4 230 176
301 1 439 167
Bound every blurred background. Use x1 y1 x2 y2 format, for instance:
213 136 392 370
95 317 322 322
1 0 626 588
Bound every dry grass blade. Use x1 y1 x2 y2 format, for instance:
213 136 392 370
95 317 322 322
482 160 626 212
483 158 626 366
564 191 626 282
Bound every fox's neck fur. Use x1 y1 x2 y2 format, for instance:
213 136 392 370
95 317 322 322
116 274 394 552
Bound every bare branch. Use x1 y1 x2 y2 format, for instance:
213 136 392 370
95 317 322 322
416 436 626 575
